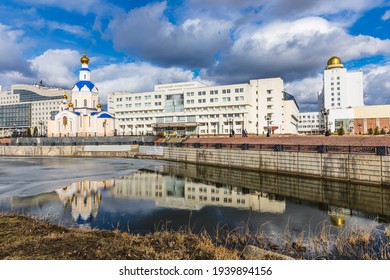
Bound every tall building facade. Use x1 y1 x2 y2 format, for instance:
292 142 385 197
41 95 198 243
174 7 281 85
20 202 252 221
299 56 364 134
47 52 115 137
108 77 299 136
318 56 364 132
0 83 71 137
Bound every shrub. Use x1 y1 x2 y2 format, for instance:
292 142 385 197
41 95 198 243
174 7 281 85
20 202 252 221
374 127 380 135
337 126 345 136
368 128 373 135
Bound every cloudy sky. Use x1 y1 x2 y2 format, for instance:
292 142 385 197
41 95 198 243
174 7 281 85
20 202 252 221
0 0 389 111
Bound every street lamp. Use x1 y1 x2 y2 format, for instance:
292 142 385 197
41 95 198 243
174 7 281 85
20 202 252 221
229 118 234 137
38 121 43 137
264 116 271 137
103 120 107 137
256 121 259 136
321 108 330 136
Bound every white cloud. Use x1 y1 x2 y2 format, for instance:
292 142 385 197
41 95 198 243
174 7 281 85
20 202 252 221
0 24 33 86
93 62 199 102
382 10 390 21
363 62 390 105
203 17 390 84
46 21 89 38
105 1 232 68
285 74 323 112
261 0 383 17
29 49 80 87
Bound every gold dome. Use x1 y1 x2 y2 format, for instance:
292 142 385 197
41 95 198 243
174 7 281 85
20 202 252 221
68 101 74 108
326 56 344 70
80 51 89 64
63 92 68 99
96 102 101 109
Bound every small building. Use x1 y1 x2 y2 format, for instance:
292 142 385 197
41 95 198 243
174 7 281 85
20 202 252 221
47 53 115 137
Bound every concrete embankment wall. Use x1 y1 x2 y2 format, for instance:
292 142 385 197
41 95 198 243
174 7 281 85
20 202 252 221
0 145 139 158
1 144 389 185
162 147 390 186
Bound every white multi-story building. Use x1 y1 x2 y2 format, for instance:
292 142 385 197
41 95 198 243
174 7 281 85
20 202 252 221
108 77 299 136
318 56 363 111
299 56 364 134
0 83 71 137
318 56 364 132
297 112 324 134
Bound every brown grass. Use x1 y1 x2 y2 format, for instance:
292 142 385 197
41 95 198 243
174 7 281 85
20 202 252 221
1 213 389 260
0 213 240 260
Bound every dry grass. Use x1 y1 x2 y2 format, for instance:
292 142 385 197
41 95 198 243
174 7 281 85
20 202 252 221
210 220 390 260
0 213 240 260
1 213 389 260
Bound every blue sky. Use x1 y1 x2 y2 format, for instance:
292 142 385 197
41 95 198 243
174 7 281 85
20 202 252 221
0 0 389 111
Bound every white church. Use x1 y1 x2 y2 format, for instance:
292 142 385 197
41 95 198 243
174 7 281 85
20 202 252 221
47 52 115 137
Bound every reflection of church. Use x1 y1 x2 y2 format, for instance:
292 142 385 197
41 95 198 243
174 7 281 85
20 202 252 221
56 180 113 223
47 52 115 137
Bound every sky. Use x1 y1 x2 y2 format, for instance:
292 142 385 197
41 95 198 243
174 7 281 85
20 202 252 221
0 0 389 112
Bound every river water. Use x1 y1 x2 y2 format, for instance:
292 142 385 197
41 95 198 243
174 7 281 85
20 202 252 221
1 157 389 257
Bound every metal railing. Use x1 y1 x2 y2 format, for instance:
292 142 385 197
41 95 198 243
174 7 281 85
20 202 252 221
171 143 388 156
1 138 389 156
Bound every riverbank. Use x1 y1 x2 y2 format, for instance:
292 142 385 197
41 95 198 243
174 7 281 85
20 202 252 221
2 213 390 260
0 213 290 260
0 213 241 260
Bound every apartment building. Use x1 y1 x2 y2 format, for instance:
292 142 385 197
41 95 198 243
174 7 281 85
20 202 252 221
108 77 299 136
0 83 71 137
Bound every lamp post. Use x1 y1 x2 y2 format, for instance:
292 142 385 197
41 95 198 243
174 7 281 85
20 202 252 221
321 108 330 136
256 121 258 136
103 120 107 137
264 116 271 137
229 118 234 137
38 121 43 137
13 123 17 138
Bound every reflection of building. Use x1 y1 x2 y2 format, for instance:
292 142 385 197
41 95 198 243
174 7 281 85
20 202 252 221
110 171 285 213
0 83 70 137
327 207 350 227
47 52 115 137
108 78 299 136
56 180 114 223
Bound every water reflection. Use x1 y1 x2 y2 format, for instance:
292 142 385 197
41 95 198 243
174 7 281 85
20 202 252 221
56 180 114 223
111 170 285 213
153 163 390 223
3 162 390 234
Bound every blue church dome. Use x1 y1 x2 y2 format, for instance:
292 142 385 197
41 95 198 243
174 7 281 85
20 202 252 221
74 81 96 92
